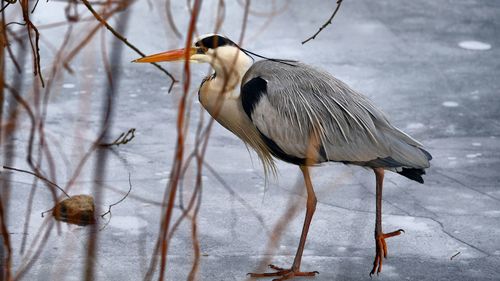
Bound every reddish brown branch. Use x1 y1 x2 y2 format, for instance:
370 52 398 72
0 196 13 281
20 0 45 86
154 0 202 279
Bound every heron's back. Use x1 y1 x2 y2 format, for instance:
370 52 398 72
241 60 431 182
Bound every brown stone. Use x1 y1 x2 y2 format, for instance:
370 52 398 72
52 195 96 225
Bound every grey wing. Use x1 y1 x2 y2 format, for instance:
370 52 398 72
241 60 431 169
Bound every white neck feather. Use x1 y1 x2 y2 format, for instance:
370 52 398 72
203 46 253 97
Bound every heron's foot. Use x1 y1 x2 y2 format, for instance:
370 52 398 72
248 264 319 281
369 229 404 276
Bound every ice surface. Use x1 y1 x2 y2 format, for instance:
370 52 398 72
3 0 500 280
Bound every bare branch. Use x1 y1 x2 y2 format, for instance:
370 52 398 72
99 128 135 147
80 0 177 91
2 166 71 198
302 0 343 45
450 251 461 260
100 173 132 219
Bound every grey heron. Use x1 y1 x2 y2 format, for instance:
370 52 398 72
134 34 432 280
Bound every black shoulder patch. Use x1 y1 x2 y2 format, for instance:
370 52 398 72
195 35 236 49
241 77 267 120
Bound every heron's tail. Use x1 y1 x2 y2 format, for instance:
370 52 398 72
397 167 426 183
393 145 431 183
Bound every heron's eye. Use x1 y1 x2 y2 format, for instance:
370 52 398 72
196 46 208 54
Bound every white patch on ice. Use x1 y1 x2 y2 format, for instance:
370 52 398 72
483 210 500 217
447 156 457 160
458 40 492 51
129 93 138 98
466 153 482 158
108 216 148 235
62 83 75 89
472 142 482 147
442 101 459 107
406 122 425 130
160 86 168 91
337 246 347 252
386 216 431 232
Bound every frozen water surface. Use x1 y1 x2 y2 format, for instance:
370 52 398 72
108 216 148 235
2 0 500 281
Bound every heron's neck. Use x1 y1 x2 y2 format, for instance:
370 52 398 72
208 53 253 96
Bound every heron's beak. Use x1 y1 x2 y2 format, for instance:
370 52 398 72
133 47 197 63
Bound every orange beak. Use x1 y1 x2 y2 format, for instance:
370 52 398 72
133 47 197 63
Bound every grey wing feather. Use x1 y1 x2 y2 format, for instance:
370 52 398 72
242 60 431 169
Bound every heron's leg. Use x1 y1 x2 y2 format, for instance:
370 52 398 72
370 168 404 276
248 165 319 280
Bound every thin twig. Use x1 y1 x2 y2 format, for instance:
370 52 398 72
450 251 461 260
40 207 54 218
30 0 40 13
0 2 11 13
80 0 177 91
101 173 132 218
302 0 343 44
2 166 71 198
99 128 135 147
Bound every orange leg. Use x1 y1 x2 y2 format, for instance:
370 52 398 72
369 168 404 276
248 166 319 280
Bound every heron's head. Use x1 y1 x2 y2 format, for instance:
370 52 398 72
134 34 252 76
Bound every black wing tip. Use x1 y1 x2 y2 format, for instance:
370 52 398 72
398 168 426 184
